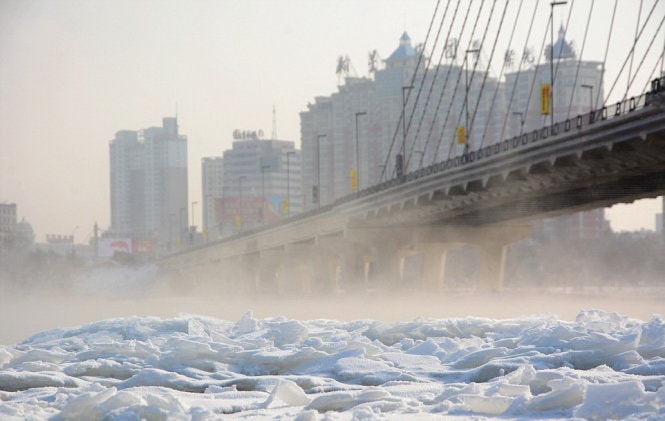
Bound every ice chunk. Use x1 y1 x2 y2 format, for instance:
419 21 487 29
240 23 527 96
260 380 310 408
59 385 115 420
234 311 258 334
0 370 82 392
574 381 657 420
637 315 665 358
527 378 584 411
0 348 12 368
306 389 390 412
459 394 514 415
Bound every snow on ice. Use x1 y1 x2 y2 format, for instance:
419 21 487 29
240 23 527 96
1 309 664 420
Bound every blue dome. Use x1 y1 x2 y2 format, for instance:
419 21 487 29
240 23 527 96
546 25 575 60
388 32 417 60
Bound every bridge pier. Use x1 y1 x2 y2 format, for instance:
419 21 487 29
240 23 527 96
419 244 458 291
350 224 532 292
476 243 509 291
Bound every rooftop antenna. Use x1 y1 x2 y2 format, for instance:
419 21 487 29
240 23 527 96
272 105 277 140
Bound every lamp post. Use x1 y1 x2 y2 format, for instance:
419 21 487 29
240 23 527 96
355 111 367 190
550 1 567 126
286 151 295 216
512 111 524 136
400 86 413 176
414 150 424 168
465 49 480 152
179 207 186 246
238 175 246 232
261 165 270 223
581 84 594 112
191 201 198 228
315 134 326 207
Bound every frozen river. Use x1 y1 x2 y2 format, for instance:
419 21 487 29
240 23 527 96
1 269 664 419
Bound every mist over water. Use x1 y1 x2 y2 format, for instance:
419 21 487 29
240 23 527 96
2 261 663 346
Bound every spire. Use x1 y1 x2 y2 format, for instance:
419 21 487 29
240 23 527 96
546 24 576 61
388 32 417 61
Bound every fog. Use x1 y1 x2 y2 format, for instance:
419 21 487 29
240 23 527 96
2 249 664 346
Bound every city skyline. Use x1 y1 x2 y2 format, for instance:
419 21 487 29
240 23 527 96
1 0 663 243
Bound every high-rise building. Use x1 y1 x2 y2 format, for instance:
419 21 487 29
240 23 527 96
504 25 604 138
202 157 224 241
506 26 607 239
300 33 505 210
213 134 301 237
0 203 17 253
109 117 187 251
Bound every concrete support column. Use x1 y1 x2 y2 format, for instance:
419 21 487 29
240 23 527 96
297 262 313 294
477 242 508 291
373 243 403 287
328 256 341 291
421 245 450 291
363 255 373 288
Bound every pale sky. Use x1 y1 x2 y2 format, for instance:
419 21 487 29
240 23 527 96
1 0 663 244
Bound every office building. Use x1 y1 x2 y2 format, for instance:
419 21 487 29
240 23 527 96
300 32 504 210
202 157 224 240
109 117 187 252
213 133 301 237
0 203 17 253
504 25 604 138
508 26 606 239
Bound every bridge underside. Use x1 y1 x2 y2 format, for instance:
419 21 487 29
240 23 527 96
357 116 665 228
161 99 665 294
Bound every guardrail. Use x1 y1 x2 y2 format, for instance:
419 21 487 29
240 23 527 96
163 81 665 259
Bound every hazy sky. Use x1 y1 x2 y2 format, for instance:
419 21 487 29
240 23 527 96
1 0 663 244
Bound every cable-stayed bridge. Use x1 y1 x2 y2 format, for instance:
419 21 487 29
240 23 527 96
159 1 665 292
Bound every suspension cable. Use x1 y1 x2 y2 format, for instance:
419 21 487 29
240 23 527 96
379 0 442 181
499 1 538 141
603 0 660 106
445 0 498 160
419 0 465 166
566 0 595 118
628 0 645 95
405 0 454 170
430 0 477 161
626 12 665 93
402 0 453 172
544 0 576 127
442 1 490 161
469 0 510 150
643 44 665 93
521 8 552 135
596 0 619 108
480 0 524 148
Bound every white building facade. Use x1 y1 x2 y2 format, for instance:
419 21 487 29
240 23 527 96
201 157 224 241
109 117 188 252
213 135 302 237
300 33 505 210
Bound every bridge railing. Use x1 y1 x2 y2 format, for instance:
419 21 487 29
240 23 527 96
341 86 662 203
163 82 665 259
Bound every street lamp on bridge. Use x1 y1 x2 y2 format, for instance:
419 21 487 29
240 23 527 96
550 1 568 126
512 111 524 136
261 165 271 224
238 175 246 232
581 84 594 112
355 111 367 191
315 134 327 207
286 151 295 217
464 48 480 152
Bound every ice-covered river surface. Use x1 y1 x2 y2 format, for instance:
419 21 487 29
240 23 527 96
1 307 665 420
